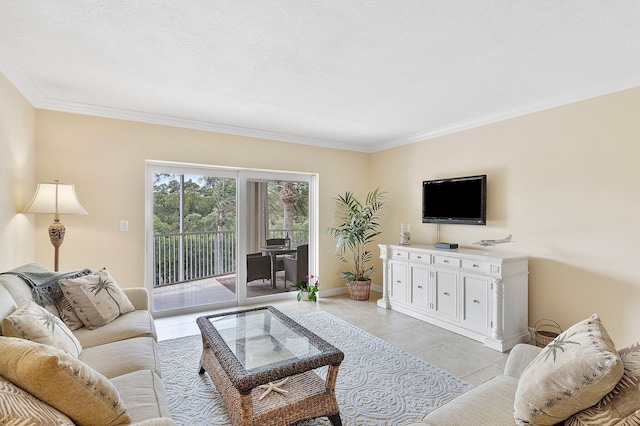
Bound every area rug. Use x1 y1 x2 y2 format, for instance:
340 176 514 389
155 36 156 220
158 311 473 425
216 272 296 298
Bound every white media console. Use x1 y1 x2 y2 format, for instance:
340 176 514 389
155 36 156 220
378 244 529 352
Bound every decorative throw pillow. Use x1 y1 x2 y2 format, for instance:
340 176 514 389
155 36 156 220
2 299 82 357
0 336 131 426
56 295 85 331
514 314 623 425
59 268 135 330
0 375 74 425
565 340 640 425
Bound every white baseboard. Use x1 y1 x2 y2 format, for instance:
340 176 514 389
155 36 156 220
318 287 348 298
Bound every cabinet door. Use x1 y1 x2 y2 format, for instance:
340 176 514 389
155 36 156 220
409 264 429 310
389 261 408 303
431 269 458 320
460 273 491 333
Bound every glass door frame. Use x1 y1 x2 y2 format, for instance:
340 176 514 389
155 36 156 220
145 160 318 318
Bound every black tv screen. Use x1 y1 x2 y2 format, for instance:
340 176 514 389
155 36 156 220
422 175 487 225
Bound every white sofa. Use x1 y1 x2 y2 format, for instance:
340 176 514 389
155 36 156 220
408 343 543 425
0 266 175 425
409 315 640 426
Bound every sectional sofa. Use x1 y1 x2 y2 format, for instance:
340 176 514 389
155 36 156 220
0 264 175 425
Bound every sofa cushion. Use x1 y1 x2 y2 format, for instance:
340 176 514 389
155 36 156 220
80 336 161 379
0 375 74 425
514 314 623 425
0 336 131 426
111 369 172 423
56 295 85 330
59 267 135 330
74 308 157 348
421 375 519 426
565 340 640 425
2 299 82 357
0 273 34 307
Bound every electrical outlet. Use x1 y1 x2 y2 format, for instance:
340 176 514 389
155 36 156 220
120 220 129 231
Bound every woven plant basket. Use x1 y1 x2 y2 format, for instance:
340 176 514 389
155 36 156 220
348 280 371 301
534 319 562 348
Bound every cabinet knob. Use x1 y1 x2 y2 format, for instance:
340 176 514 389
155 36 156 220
473 299 480 304
396 280 401 283
443 259 449 263
417 256 422 259
444 292 450 296
472 264 479 268
417 285 423 289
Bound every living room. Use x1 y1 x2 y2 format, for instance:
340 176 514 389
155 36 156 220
3 60 640 350
1 3 640 425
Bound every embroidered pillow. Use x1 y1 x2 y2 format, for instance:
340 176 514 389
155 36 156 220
2 300 82 357
59 268 135 329
0 336 131 425
514 314 623 425
56 295 85 331
565 340 640 425
0 375 74 425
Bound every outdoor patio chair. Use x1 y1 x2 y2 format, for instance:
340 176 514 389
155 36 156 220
266 238 287 271
246 253 271 283
283 244 309 288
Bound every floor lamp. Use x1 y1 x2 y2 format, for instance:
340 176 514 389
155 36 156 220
24 180 88 272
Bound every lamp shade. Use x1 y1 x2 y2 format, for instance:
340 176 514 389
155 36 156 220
24 181 88 215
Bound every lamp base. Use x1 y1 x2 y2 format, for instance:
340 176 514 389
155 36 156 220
48 220 65 272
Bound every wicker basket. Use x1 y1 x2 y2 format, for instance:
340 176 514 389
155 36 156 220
348 280 371 301
534 319 562 348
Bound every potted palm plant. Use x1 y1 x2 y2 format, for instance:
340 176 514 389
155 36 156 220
327 188 387 300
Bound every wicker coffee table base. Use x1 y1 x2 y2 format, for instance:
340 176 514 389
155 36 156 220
199 345 342 426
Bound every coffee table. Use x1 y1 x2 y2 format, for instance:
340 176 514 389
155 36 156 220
197 306 344 426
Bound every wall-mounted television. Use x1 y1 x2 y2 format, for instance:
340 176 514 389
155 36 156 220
422 174 487 225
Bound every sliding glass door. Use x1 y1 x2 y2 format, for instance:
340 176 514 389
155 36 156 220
149 169 237 313
146 162 317 317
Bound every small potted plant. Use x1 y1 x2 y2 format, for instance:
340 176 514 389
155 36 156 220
327 188 387 300
295 275 319 302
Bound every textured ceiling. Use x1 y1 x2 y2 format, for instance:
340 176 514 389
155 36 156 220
1 1 639 152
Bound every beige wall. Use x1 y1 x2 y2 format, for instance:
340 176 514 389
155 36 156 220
4 70 639 347
370 87 640 347
34 110 370 290
0 72 36 270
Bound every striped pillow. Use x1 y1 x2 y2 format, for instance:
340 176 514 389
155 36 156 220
0 375 74 425
565 341 640 425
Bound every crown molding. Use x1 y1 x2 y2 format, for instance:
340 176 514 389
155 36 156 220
372 71 640 152
2 42 639 155
0 41 44 107
33 96 372 153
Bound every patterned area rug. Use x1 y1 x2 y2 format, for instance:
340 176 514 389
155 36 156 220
158 311 473 425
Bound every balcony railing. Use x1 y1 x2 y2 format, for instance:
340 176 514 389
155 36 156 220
267 229 309 247
154 231 236 287
154 228 308 287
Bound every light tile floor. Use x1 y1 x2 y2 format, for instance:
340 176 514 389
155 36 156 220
153 291 511 386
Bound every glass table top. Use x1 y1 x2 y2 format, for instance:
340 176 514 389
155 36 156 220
207 308 323 372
